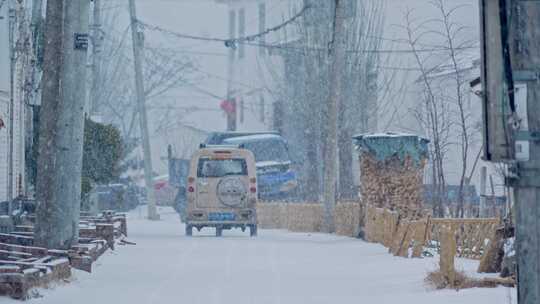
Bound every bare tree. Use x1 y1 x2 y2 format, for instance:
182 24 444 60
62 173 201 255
402 3 480 217
432 0 478 217
94 9 197 141
257 1 385 202
403 8 452 217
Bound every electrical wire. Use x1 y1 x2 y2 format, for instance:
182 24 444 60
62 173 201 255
137 20 478 55
240 40 477 54
137 4 310 49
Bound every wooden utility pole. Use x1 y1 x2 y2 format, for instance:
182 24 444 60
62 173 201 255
35 0 89 249
507 1 540 303
321 0 347 233
128 0 159 220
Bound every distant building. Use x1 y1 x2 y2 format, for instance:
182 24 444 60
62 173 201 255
0 2 29 201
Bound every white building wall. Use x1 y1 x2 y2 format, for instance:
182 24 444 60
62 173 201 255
0 2 11 201
0 1 28 201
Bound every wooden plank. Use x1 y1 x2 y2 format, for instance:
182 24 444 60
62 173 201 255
412 219 429 258
0 234 34 246
390 220 409 256
396 221 414 257
0 250 33 259
431 218 500 224
0 243 47 256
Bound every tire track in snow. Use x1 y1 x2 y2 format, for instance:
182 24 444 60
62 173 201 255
267 238 282 304
211 238 236 304
143 231 200 304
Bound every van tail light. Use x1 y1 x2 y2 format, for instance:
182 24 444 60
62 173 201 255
188 186 195 193
188 177 195 183
250 186 257 193
249 178 257 184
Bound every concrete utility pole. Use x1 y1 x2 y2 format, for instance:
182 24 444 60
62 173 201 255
321 0 347 233
479 166 487 217
507 1 540 303
31 0 43 83
128 0 159 220
31 0 42 38
7 0 15 202
226 9 236 131
35 0 90 249
88 0 101 115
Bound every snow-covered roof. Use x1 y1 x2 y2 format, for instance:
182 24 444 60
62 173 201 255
223 134 284 142
353 132 429 141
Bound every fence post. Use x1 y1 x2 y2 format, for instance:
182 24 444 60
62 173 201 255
440 225 457 286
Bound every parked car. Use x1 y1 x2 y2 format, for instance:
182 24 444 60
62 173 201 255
185 145 258 237
204 132 298 201
85 183 141 213
222 134 298 200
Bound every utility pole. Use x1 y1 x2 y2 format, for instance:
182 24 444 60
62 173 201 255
321 0 347 233
507 1 540 303
128 0 159 220
479 166 487 217
31 0 42 41
7 0 15 203
226 8 236 131
35 0 90 249
88 0 101 115
28 0 43 195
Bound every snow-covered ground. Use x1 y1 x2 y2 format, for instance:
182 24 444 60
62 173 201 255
1 207 516 304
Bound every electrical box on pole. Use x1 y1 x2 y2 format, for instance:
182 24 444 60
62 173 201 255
479 0 514 162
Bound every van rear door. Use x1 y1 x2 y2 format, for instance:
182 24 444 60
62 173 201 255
195 156 248 208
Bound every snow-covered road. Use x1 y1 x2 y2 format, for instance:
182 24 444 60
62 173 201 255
2 207 516 304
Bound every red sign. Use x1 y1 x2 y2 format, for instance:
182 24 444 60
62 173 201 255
220 99 236 114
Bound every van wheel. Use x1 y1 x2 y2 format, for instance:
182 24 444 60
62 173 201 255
185 225 193 236
216 227 223 237
250 225 258 237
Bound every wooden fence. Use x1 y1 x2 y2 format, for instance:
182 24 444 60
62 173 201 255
256 202 500 261
430 218 500 259
256 201 361 237
364 205 500 259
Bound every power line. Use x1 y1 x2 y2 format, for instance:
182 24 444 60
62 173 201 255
137 4 310 49
135 18 477 55
240 40 478 54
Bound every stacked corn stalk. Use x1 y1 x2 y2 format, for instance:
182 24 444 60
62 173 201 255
360 153 426 220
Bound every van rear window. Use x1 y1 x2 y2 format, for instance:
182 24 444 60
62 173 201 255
197 158 248 178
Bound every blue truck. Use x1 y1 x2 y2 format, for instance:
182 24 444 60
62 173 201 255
205 132 298 201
